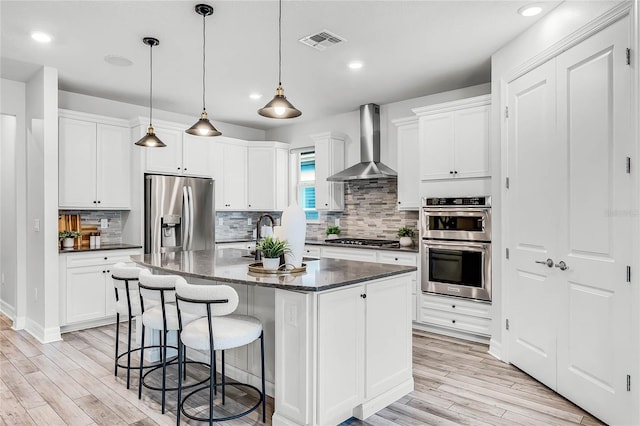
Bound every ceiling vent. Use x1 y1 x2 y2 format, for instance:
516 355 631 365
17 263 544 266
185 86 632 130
298 30 346 51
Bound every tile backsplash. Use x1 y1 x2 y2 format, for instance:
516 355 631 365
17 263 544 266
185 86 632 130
58 210 122 244
216 211 282 241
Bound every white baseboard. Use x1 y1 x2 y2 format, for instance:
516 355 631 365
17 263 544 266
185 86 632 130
13 316 26 330
60 316 117 334
354 378 414 420
25 318 61 343
0 299 16 320
488 338 504 361
412 322 490 344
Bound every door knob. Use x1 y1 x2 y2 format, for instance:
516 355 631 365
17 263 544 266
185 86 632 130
535 258 554 268
555 261 569 271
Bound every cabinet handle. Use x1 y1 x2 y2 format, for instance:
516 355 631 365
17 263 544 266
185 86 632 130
360 294 367 299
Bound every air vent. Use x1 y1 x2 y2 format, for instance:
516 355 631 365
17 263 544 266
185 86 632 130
299 30 346 51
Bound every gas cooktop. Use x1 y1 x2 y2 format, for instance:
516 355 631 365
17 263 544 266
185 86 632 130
324 238 400 248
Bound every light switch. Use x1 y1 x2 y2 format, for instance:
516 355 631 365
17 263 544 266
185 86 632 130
218 217 224 226
33 219 40 232
335 218 340 227
101 218 108 229
247 218 252 225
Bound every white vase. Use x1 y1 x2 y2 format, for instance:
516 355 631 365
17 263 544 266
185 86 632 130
399 236 413 247
281 203 306 267
326 234 339 240
262 257 281 270
62 238 74 249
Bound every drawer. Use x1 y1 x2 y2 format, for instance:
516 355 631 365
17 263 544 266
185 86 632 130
420 308 490 336
217 241 255 250
303 246 321 257
377 251 418 267
66 249 142 268
421 293 490 319
320 246 377 262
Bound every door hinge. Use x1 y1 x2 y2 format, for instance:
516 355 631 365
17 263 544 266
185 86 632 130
626 266 631 283
627 374 631 391
506 177 510 189
626 48 631 66
626 157 631 174
506 248 510 259
506 319 510 331
504 106 509 119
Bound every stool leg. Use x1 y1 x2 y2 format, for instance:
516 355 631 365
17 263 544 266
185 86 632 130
183 347 187 380
221 350 226 405
260 332 266 423
212 350 217 396
138 323 146 400
176 335 183 426
161 329 168 414
114 312 120 378
209 345 215 425
126 314 133 389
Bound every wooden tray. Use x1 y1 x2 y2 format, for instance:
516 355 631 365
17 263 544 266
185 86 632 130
248 262 307 275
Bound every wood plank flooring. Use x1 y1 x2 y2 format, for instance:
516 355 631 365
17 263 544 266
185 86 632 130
0 313 604 425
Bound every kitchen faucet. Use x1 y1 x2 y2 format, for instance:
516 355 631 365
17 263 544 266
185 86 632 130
255 213 275 261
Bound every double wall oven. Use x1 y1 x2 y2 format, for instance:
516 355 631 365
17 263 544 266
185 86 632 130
421 196 492 302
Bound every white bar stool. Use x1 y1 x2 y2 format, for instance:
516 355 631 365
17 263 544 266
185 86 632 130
137 270 203 414
111 263 147 389
175 279 266 424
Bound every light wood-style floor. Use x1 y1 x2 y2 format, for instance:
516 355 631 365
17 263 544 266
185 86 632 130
0 313 604 425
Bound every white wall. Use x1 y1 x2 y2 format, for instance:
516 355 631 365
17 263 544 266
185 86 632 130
58 91 266 141
1 78 27 329
25 67 60 342
489 1 627 360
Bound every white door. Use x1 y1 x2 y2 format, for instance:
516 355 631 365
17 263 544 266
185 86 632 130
507 17 632 425
554 17 632 424
507 58 560 389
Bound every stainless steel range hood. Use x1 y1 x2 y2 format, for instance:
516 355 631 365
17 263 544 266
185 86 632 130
327 104 397 181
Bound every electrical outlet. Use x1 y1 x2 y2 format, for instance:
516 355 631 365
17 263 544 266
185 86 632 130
218 217 224 226
335 218 340 227
34 288 38 300
34 219 40 232
247 218 252 225
101 218 108 229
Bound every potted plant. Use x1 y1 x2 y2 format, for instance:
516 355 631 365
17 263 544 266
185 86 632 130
59 230 82 249
257 236 291 270
397 226 415 247
325 225 341 240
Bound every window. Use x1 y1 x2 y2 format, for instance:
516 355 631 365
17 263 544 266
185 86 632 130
299 150 319 221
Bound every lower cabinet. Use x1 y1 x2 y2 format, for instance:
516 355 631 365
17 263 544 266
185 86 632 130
60 249 142 330
419 293 491 341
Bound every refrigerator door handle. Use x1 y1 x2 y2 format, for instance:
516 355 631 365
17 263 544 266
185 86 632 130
187 185 195 251
182 186 190 250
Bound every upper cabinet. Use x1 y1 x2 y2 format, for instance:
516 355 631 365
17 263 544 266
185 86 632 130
135 120 212 177
246 143 289 211
212 137 247 211
413 95 490 181
393 116 420 210
59 110 131 209
312 132 345 212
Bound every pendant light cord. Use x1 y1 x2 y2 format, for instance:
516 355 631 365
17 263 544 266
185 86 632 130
149 43 153 127
202 11 207 112
278 0 282 85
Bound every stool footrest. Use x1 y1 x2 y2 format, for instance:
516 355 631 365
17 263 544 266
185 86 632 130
180 381 263 423
141 359 209 392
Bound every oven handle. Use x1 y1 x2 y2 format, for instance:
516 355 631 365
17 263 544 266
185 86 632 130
423 208 489 217
423 240 489 252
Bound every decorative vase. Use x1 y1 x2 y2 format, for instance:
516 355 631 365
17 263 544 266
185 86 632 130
281 203 306 267
262 257 281 271
326 234 339 240
399 236 413 247
62 238 74 249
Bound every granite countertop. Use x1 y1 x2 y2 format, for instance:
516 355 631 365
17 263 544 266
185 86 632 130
217 238 419 253
131 248 416 292
59 243 143 253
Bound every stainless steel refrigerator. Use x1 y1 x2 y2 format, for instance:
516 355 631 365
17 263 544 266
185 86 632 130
144 174 214 253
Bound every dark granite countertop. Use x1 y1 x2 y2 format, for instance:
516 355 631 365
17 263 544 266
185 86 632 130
131 248 416 292
59 243 143 254
217 238 419 253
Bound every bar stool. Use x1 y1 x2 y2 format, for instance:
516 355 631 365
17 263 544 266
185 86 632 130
111 263 148 389
137 270 202 414
175 279 266 424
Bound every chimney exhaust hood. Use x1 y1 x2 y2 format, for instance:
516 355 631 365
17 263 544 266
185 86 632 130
327 104 397 181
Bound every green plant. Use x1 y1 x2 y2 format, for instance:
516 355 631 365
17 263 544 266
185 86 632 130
326 226 341 236
397 226 415 238
257 236 291 259
59 230 82 240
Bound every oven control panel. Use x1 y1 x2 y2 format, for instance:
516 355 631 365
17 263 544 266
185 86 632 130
424 196 491 207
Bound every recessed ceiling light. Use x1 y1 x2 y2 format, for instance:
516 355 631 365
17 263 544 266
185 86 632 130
104 55 133 67
348 61 363 70
518 4 542 17
249 93 263 100
31 31 52 43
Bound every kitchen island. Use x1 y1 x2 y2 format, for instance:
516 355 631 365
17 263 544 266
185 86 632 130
132 248 416 426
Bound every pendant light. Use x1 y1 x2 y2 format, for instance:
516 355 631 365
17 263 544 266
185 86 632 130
258 0 302 119
135 37 166 147
186 4 221 136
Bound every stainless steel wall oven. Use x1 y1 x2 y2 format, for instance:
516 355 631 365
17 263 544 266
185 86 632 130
421 196 492 302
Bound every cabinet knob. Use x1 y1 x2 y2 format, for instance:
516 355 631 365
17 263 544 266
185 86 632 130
106 270 110 273
449 171 454 174
93 201 97 204
452 305 456 308
325 203 328 206
104 257 108 260
184 168 187 171
97 200 101 204
452 320 456 324
395 258 398 261
398 201 401 205
454 171 458 174
248 204 251 207
102 270 106 273
360 294 367 299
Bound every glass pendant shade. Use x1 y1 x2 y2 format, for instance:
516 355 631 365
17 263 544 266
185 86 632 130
136 37 166 148
186 111 221 136
258 84 302 119
135 126 166 147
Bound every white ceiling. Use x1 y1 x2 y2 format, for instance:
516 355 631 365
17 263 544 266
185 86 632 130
1 1 561 130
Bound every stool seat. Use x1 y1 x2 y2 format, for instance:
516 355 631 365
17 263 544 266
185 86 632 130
142 302 198 331
181 314 262 351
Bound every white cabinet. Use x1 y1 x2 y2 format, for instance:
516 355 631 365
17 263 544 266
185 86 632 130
303 245 321 258
212 138 247 210
419 293 491 341
59 111 130 209
137 120 212 177
59 249 142 330
246 143 289 211
311 132 345 211
413 95 490 181
320 246 377 262
392 117 420 210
